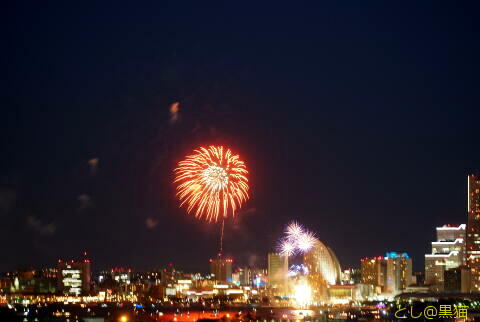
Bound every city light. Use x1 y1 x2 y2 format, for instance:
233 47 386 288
294 281 312 308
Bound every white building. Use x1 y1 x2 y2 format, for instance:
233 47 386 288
425 224 466 292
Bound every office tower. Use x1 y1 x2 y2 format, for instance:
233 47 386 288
361 256 386 293
467 174 480 292
425 224 466 292
209 257 233 283
384 252 412 295
267 253 288 291
57 254 91 295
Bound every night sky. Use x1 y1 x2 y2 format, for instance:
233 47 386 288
2 2 479 273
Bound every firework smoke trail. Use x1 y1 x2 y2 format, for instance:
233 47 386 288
174 146 249 254
219 218 225 256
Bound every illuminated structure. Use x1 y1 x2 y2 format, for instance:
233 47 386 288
237 267 252 286
111 268 131 285
303 239 341 301
341 268 361 285
267 253 288 294
328 284 373 304
467 174 480 292
209 257 232 283
384 252 412 295
424 224 466 292
232 267 266 287
57 254 91 295
360 256 386 293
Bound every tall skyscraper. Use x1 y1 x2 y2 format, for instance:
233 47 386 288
384 252 412 295
360 256 386 293
466 174 480 292
209 257 232 283
57 254 91 295
425 224 466 292
267 253 288 294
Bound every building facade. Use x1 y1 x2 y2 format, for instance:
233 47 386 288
209 257 232 283
57 259 91 295
384 252 412 295
425 224 466 292
360 256 386 293
267 253 288 294
303 239 341 302
467 174 480 292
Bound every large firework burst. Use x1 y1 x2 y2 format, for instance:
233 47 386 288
174 146 249 222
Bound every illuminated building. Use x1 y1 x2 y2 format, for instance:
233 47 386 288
360 256 386 293
1 269 57 294
303 239 341 302
328 284 373 304
160 265 181 286
467 174 480 292
341 268 361 285
384 252 412 295
424 224 466 292
111 267 131 285
232 267 254 286
267 253 288 294
209 257 232 283
57 254 91 295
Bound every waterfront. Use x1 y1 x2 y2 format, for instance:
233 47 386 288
0 303 388 321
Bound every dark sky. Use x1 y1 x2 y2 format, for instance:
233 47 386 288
1 2 479 273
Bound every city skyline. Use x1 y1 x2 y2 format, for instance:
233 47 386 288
1 174 477 276
2 2 480 274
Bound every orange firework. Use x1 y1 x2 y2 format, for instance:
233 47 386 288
174 146 249 222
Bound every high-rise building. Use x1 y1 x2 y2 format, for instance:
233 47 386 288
360 256 386 293
111 267 131 285
267 253 288 292
209 257 232 283
384 252 412 295
57 255 91 295
425 224 466 292
467 174 480 292
232 267 254 286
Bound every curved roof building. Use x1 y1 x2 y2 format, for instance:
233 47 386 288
303 239 341 285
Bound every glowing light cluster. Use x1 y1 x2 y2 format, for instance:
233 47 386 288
278 221 316 256
174 146 249 222
287 264 309 277
293 281 312 307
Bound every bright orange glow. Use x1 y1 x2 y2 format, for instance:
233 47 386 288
174 146 249 222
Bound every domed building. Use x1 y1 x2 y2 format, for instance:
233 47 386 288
303 238 341 302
